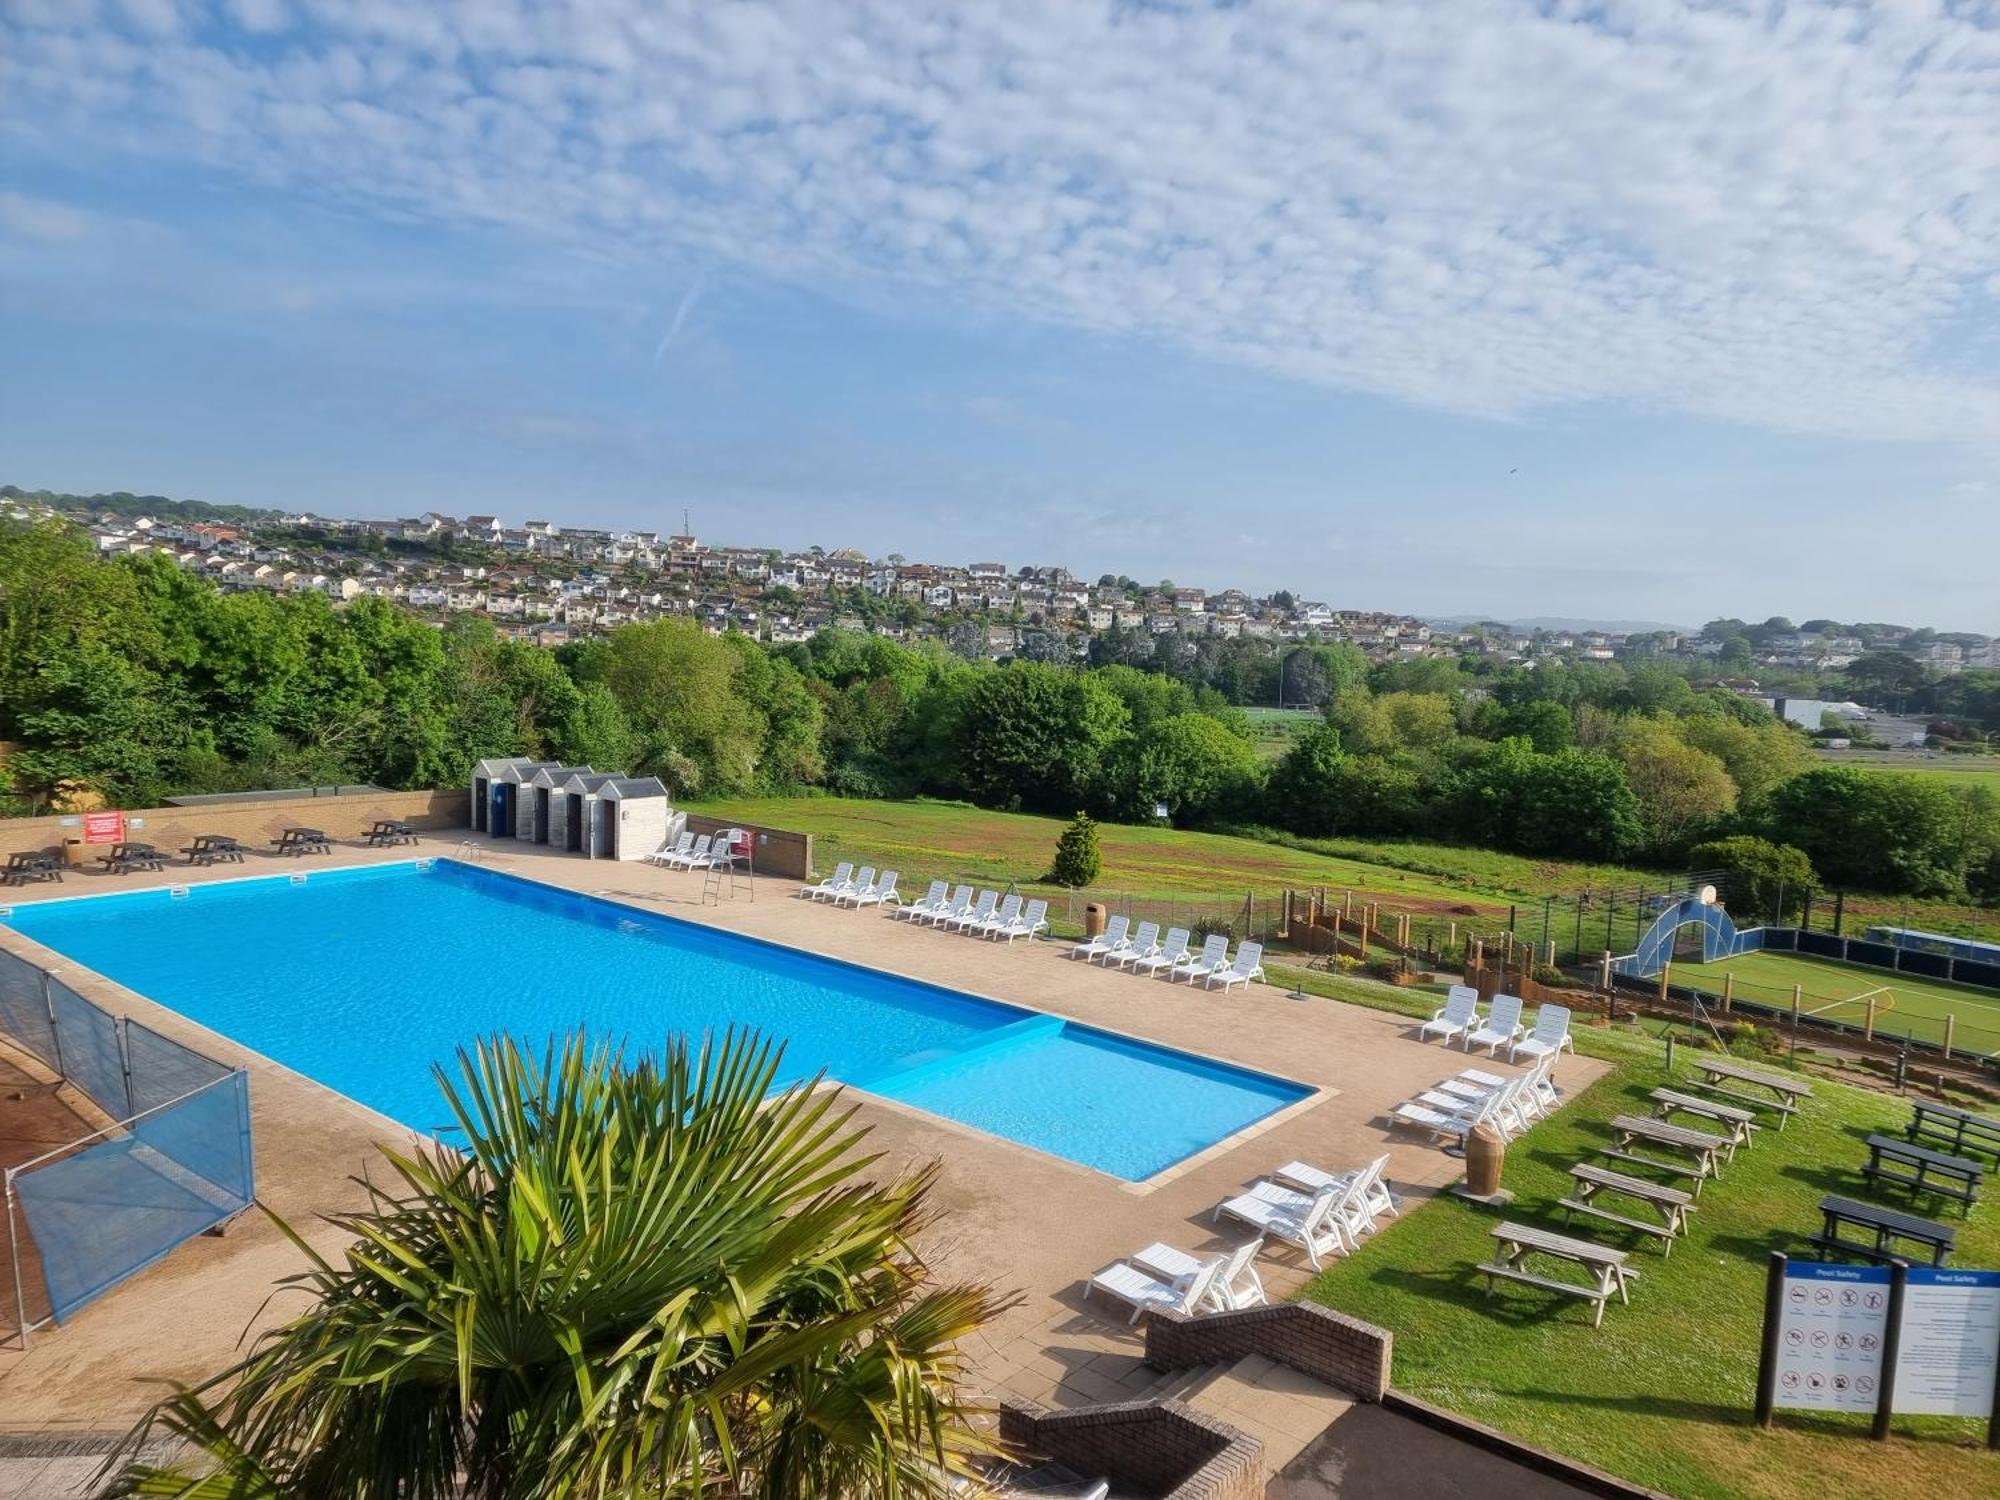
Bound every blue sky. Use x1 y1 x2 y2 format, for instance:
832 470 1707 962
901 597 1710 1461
3 1 1997 628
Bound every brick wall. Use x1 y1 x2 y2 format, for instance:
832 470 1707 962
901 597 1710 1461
681 815 814 882
1144 1302 1392 1401
0 789 465 862
998 1398 1262 1500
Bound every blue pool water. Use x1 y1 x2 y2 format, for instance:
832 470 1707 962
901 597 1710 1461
2 861 1308 1179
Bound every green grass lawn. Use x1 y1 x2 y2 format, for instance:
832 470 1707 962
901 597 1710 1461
1815 750 2000 791
1300 1045 2000 1500
1239 705 1323 761
1668 950 2000 1059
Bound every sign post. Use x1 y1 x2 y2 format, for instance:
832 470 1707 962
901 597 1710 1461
82 810 125 845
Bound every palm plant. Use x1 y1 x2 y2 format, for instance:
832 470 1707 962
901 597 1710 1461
102 1030 1010 1500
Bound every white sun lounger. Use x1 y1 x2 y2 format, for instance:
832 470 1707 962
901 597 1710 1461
649 831 694 866
1238 1178 1373 1255
1072 914 1129 962
845 869 898 908
1131 927 1189 977
897 879 949 920
993 898 1047 943
1132 1238 1266 1312
1207 941 1264 990
975 892 1021 937
1213 1183 1348 1269
952 890 999 932
1511 1003 1575 1063
1391 1082 1514 1146
701 830 743 868
802 860 852 899
830 865 875 906
1112 922 1162 969
1272 1153 1398 1232
1419 985 1482 1045
1085 1253 1222 1325
923 884 975 927
1464 993 1526 1055
1169 934 1230 985
668 833 715 871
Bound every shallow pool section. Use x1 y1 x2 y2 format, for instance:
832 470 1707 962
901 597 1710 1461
2 861 1309 1180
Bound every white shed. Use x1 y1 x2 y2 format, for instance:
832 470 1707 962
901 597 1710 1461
470 757 547 836
519 765 594 845
594 777 678 862
547 771 619 855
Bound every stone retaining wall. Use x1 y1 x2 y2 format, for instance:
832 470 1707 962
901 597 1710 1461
998 1398 1262 1500
1145 1301 1392 1401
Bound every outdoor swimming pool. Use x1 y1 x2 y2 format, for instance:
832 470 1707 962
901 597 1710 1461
1 860 1309 1180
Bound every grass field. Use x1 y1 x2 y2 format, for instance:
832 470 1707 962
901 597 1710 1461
1669 949 2000 1058
1816 750 2000 791
690 794 2000 943
1301 1046 2000 1500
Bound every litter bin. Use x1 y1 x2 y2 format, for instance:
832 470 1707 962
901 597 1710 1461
1083 902 1107 940
63 836 87 869
1465 1121 1505 1197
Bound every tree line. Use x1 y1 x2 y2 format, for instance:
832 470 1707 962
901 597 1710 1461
3 520 1995 901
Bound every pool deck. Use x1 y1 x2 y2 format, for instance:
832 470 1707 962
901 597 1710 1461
0 836 1606 1435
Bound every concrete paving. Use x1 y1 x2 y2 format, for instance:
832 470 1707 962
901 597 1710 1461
0 834 1604 1447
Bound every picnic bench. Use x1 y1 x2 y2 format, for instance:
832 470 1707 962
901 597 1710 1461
1688 1057 1811 1130
272 827 331 856
1602 1114 1733 1194
362 818 417 847
1907 1101 2000 1164
181 834 247 866
2 850 63 886
1560 1162 1696 1254
1650 1088 1759 1152
1863 1133 1984 1215
98 841 165 875
1810 1194 1955 1267
1479 1221 1637 1327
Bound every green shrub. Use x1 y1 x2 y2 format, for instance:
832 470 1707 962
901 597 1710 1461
1048 810 1103 887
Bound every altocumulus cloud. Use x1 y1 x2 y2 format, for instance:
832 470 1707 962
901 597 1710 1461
6 0 1999 441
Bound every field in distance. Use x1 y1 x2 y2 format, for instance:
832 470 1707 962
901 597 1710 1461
1814 747 2000 790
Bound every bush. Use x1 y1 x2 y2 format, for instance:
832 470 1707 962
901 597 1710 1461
1048 810 1103 887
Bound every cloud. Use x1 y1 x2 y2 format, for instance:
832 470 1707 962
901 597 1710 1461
5 1 1999 441
0 191 92 243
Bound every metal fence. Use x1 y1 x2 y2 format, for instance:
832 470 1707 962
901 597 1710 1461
0 946 254 1345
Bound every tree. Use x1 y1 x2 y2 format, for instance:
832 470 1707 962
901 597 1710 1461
1756 767 1967 894
1616 719 1737 852
1263 723 1347 836
104 1032 1001 1500
1049 810 1103 886
601 620 764 795
1105 713 1262 825
955 664 1129 813
1689 835 1816 923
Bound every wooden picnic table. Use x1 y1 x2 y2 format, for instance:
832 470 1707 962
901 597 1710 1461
1650 1088 1759 1152
181 834 247 866
98 841 165 875
1811 1194 1955 1267
1907 1100 2000 1164
1689 1057 1810 1130
1603 1114 1732 1193
1863 1133 1983 1216
363 819 417 847
1479 1221 1636 1328
2 849 63 886
272 827 331 856
1560 1162 1696 1254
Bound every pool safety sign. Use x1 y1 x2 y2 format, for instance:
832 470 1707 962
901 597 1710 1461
1772 1262 1888 1413
1893 1268 2000 1418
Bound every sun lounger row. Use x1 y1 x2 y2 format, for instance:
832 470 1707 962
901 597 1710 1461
802 863 904 909
1389 1052 1561 1147
1069 917 1265 990
1420 987 1574 1062
891 881 1048 942
648 830 744 870
1086 1154 1400 1322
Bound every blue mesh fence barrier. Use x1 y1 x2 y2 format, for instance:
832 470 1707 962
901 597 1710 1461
0 948 58 1071
12 1072 254 1324
124 1019 231 1117
47 979 130 1120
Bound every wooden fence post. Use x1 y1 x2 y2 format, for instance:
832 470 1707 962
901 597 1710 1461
1599 950 1611 991
1658 962 1671 1003
1943 1013 1955 1060
1865 994 1877 1041
1722 973 1734 1014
